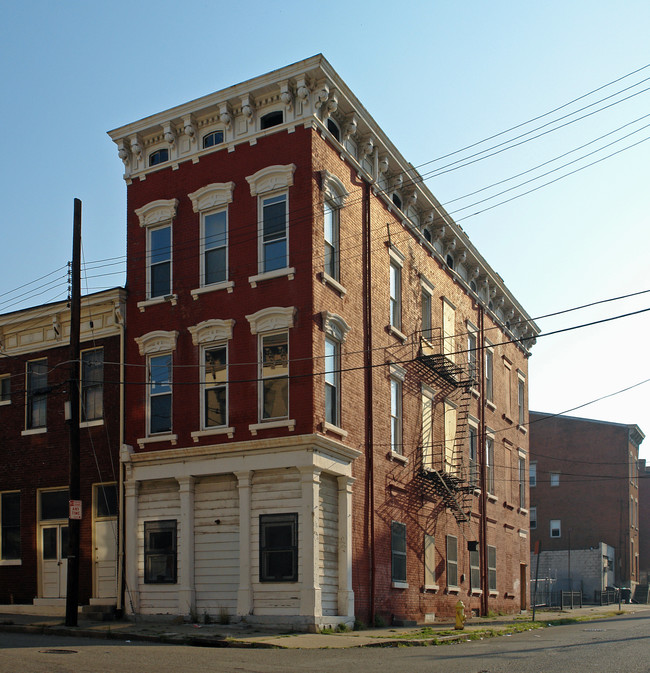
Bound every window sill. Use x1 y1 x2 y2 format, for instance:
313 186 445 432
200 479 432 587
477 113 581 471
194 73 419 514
320 272 347 296
517 424 528 435
470 387 480 400
0 559 21 566
137 294 178 312
502 413 514 425
392 581 409 590
487 494 498 503
137 434 178 448
249 419 295 435
79 419 104 428
321 421 348 439
489 590 499 598
446 586 460 595
0 400 10 406
191 281 235 299
21 428 46 436
388 325 408 342
503 501 515 511
470 589 483 596
248 267 295 287
518 507 528 516
485 400 496 412
423 584 439 593
389 451 408 465
191 427 235 442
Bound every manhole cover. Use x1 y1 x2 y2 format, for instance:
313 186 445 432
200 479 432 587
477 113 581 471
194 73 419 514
39 649 78 654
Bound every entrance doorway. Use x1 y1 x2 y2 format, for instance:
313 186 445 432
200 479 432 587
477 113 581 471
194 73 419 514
93 483 118 600
38 488 69 599
520 563 527 610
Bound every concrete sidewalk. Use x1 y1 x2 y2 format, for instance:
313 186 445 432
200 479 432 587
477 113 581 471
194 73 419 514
0 603 646 649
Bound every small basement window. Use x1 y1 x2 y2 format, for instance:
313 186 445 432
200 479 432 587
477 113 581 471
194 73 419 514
260 111 284 130
203 130 224 148
149 149 169 166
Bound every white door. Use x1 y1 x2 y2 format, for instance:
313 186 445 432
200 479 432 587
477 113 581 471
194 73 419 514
41 524 68 598
94 519 118 599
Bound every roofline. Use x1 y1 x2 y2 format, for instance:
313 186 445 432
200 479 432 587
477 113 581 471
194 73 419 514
530 410 645 444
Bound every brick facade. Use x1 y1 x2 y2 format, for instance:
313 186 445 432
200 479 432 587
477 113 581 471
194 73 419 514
529 412 644 592
0 289 125 605
111 55 538 627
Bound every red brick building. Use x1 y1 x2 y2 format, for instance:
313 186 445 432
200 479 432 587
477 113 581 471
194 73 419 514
636 459 649 587
0 289 125 606
109 55 538 628
529 412 645 594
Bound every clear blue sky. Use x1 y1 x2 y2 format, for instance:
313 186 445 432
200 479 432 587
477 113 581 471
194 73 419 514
1 1 649 457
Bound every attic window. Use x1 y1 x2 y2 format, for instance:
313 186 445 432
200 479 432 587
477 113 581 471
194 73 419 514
470 280 477 293
327 118 341 141
149 149 169 166
203 131 224 148
260 111 283 130
446 254 454 269
392 193 402 210
423 228 432 243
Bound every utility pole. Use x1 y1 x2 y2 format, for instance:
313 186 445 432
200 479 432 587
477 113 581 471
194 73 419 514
65 198 82 627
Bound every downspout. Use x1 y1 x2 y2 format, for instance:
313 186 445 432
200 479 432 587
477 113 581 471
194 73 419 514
115 300 125 615
362 179 375 623
478 305 489 617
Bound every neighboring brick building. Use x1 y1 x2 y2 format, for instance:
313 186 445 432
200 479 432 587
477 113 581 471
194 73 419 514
0 288 125 606
638 459 650 585
529 412 645 596
109 55 539 628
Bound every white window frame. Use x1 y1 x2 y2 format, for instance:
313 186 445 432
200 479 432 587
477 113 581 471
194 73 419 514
530 462 537 487
468 419 479 487
391 521 407 587
529 506 537 529
188 182 235 296
424 533 437 589
421 384 435 470
421 285 432 342
80 347 103 424
321 171 347 287
147 352 173 437
324 336 340 428
25 358 47 431
446 534 458 588
550 472 560 487
321 311 351 435
486 433 495 496
201 343 228 430
503 358 513 419
135 199 179 308
485 341 494 403
518 453 526 509
246 165 296 285
389 260 402 330
488 545 497 593
467 322 478 384
389 364 406 456
517 371 526 427
259 329 289 422
550 519 561 538
442 298 456 363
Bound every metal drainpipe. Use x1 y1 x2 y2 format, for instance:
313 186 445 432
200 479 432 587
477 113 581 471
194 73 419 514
478 304 489 617
115 301 125 615
363 178 376 623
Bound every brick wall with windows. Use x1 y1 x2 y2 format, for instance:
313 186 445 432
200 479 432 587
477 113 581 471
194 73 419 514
529 412 644 590
0 289 124 604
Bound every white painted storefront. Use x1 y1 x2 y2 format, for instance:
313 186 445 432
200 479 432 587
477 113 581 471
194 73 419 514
121 435 359 630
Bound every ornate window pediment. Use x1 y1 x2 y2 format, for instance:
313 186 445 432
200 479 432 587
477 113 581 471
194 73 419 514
135 199 179 228
321 171 348 208
188 319 235 345
246 164 296 196
321 311 351 342
246 306 296 334
187 182 235 213
135 330 178 356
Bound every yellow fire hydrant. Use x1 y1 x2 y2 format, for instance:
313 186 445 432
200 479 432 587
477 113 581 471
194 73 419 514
455 600 466 630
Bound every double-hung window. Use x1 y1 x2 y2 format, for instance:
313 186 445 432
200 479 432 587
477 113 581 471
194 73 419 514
421 286 432 341
470 547 480 591
446 535 458 587
324 202 339 281
390 367 405 455
530 506 537 529
135 199 178 305
468 423 479 486
421 385 435 469
518 455 526 508
149 225 171 298
148 354 172 435
467 326 478 382
518 372 526 426
1 492 20 561
261 331 289 420
485 342 494 403
259 513 298 582
488 545 497 592
203 345 227 428
529 462 537 487
144 520 177 584
391 521 407 585
442 299 456 363
203 210 227 285
324 336 340 427
262 194 288 272
389 261 402 330
550 519 561 538
81 348 103 422
26 359 47 430
0 375 10 404
486 435 495 494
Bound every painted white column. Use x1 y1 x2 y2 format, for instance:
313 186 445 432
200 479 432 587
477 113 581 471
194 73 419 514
298 466 322 618
235 470 252 616
177 475 195 616
337 475 355 617
123 477 139 615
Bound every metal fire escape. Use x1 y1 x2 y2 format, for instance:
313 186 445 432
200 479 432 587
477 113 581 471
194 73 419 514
409 330 476 523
